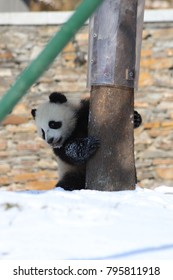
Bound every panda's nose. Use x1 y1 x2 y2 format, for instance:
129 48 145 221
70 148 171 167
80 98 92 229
48 137 54 144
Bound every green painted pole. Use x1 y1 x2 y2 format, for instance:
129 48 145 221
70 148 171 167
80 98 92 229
0 0 103 122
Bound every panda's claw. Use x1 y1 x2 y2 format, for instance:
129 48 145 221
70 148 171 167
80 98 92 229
64 136 100 164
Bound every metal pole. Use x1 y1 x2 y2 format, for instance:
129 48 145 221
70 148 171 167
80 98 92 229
0 0 103 122
86 0 143 191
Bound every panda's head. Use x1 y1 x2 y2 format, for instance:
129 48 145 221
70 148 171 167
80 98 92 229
31 92 77 149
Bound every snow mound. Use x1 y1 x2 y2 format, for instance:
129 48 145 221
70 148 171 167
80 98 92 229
0 186 173 260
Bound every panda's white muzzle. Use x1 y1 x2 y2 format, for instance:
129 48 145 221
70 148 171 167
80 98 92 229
47 136 63 148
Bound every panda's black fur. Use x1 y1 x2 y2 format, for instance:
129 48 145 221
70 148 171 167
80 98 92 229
50 97 96 190
31 92 142 191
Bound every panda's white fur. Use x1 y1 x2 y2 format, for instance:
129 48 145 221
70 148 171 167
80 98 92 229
35 99 77 148
34 97 80 183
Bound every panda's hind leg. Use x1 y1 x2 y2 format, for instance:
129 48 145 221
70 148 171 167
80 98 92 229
56 172 85 191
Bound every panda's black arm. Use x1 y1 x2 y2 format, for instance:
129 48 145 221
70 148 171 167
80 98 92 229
134 111 142 128
54 136 100 165
54 111 141 165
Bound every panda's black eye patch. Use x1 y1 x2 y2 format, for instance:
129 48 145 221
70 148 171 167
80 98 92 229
41 129 45 140
49 121 62 129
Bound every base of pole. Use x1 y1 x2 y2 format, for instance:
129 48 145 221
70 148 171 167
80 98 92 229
86 85 136 191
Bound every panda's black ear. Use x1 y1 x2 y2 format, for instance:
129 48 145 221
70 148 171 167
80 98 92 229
49 92 67 104
31 109 37 119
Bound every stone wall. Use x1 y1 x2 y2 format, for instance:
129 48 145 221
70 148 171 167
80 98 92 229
0 22 173 190
29 0 173 11
145 0 173 9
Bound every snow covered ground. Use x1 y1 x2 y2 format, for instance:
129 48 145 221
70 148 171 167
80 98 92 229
0 186 173 260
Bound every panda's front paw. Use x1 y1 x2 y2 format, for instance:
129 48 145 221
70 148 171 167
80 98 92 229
64 136 100 164
134 111 142 128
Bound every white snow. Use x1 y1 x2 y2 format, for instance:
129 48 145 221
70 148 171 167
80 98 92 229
0 186 173 260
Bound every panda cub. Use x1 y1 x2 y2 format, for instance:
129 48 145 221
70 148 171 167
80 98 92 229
31 92 142 191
